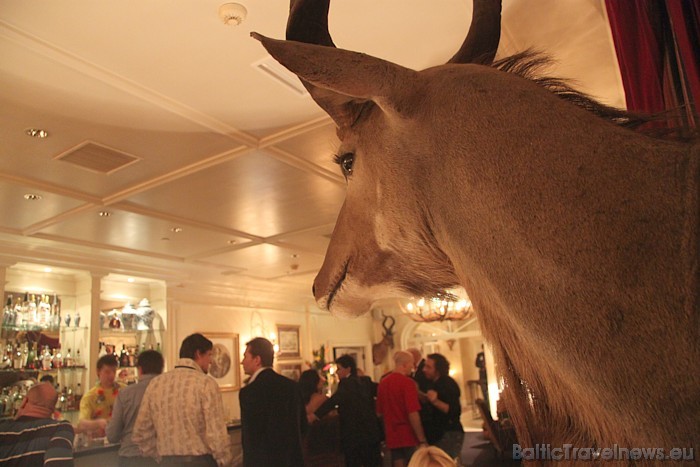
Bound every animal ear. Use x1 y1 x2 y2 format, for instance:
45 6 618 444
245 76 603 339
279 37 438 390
252 33 419 128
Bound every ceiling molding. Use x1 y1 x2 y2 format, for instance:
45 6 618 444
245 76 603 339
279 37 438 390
263 222 336 243
264 146 344 186
258 116 334 148
0 20 258 147
30 232 186 263
0 239 189 282
102 145 252 205
113 201 262 241
22 202 98 236
0 226 23 236
0 171 102 204
184 239 264 261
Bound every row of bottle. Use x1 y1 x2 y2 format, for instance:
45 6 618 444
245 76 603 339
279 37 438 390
2 292 62 330
0 341 83 371
0 382 83 418
57 382 83 412
98 341 161 368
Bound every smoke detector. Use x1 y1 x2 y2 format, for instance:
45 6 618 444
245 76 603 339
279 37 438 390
218 3 247 26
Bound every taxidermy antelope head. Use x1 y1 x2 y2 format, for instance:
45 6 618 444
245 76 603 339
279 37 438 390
371 311 396 366
252 0 699 460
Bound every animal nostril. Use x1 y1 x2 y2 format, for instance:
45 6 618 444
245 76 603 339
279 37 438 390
311 284 316 296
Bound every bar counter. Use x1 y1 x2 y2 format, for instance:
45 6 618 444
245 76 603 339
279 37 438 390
74 421 242 466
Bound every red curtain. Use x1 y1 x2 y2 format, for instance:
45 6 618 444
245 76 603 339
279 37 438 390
605 0 699 128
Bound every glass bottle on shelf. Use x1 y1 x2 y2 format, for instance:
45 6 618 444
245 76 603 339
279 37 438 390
51 293 61 329
52 347 63 369
119 344 130 367
26 342 36 370
58 386 67 412
97 342 107 359
40 294 51 328
1 343 11 369
75 349 82 367
27 294 37 326
109 312 121 329
0 388 9 416
13 342 22 370
3 295 13 327
42 346 52 371
66 386 75 411
64 348 74 368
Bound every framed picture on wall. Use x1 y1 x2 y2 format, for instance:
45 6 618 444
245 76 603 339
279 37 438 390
333 346 367 372
276 324 300 359
200 332 240 391
277 362 303 382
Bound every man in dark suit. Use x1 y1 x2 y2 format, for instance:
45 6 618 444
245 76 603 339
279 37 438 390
239 337 305 467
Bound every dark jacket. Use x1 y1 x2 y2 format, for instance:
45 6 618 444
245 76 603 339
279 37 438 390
240 368 306 467
315 375 382 450
423 375 463 444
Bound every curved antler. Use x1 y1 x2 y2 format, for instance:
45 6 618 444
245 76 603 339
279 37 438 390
281 0 502 125
286 0 334 47
381 311 396 335
448 0 502 65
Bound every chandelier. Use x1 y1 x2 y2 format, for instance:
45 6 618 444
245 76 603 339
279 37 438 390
400 290 474 322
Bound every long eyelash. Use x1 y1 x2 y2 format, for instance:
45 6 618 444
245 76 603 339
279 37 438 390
332 153 343 165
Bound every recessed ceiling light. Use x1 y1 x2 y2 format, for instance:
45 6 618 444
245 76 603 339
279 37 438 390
170 227 183 233
23 193 42 201
25 128 49 138
98 211 112 217
43 267 52 273
127 277 135 283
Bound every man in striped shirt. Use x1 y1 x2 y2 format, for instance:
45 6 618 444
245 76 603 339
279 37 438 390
0 382 74 466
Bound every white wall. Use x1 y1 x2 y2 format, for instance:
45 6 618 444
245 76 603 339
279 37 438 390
170 299 375 420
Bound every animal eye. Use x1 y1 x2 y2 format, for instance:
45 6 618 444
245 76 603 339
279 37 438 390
333 152 355 178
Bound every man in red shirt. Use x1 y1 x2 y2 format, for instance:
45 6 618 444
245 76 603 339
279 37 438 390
377 350 428 467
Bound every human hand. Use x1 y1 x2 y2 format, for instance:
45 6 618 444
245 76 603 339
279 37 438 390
306 413 319 424
426 390 438 403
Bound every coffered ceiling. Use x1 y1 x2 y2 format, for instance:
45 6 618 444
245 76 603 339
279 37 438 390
0 0 625 311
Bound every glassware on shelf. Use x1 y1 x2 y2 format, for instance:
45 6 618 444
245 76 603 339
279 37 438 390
136 298 155 330
108 310 122 329
120 303 136 330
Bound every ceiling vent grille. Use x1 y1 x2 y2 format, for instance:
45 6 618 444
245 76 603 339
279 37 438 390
53 141 141 174
253 56 309 97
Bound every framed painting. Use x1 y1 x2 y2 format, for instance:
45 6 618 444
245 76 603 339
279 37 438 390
276 324 301 359
277 362 303 382
333 345 367 372
201 332 240 391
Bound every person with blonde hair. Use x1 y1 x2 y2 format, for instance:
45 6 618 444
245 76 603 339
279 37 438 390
407 445 457 467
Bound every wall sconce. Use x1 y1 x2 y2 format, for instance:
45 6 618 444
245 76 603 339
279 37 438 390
269 332 280 354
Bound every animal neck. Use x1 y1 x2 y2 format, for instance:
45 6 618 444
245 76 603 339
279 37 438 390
424 106 698 447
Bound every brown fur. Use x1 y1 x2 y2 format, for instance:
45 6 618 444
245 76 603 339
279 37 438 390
253 5 699 465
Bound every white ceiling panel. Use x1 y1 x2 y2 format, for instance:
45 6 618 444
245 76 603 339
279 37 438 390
127 150 346 238
35 208 252 259
0 1 627 309
201 243 324 279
